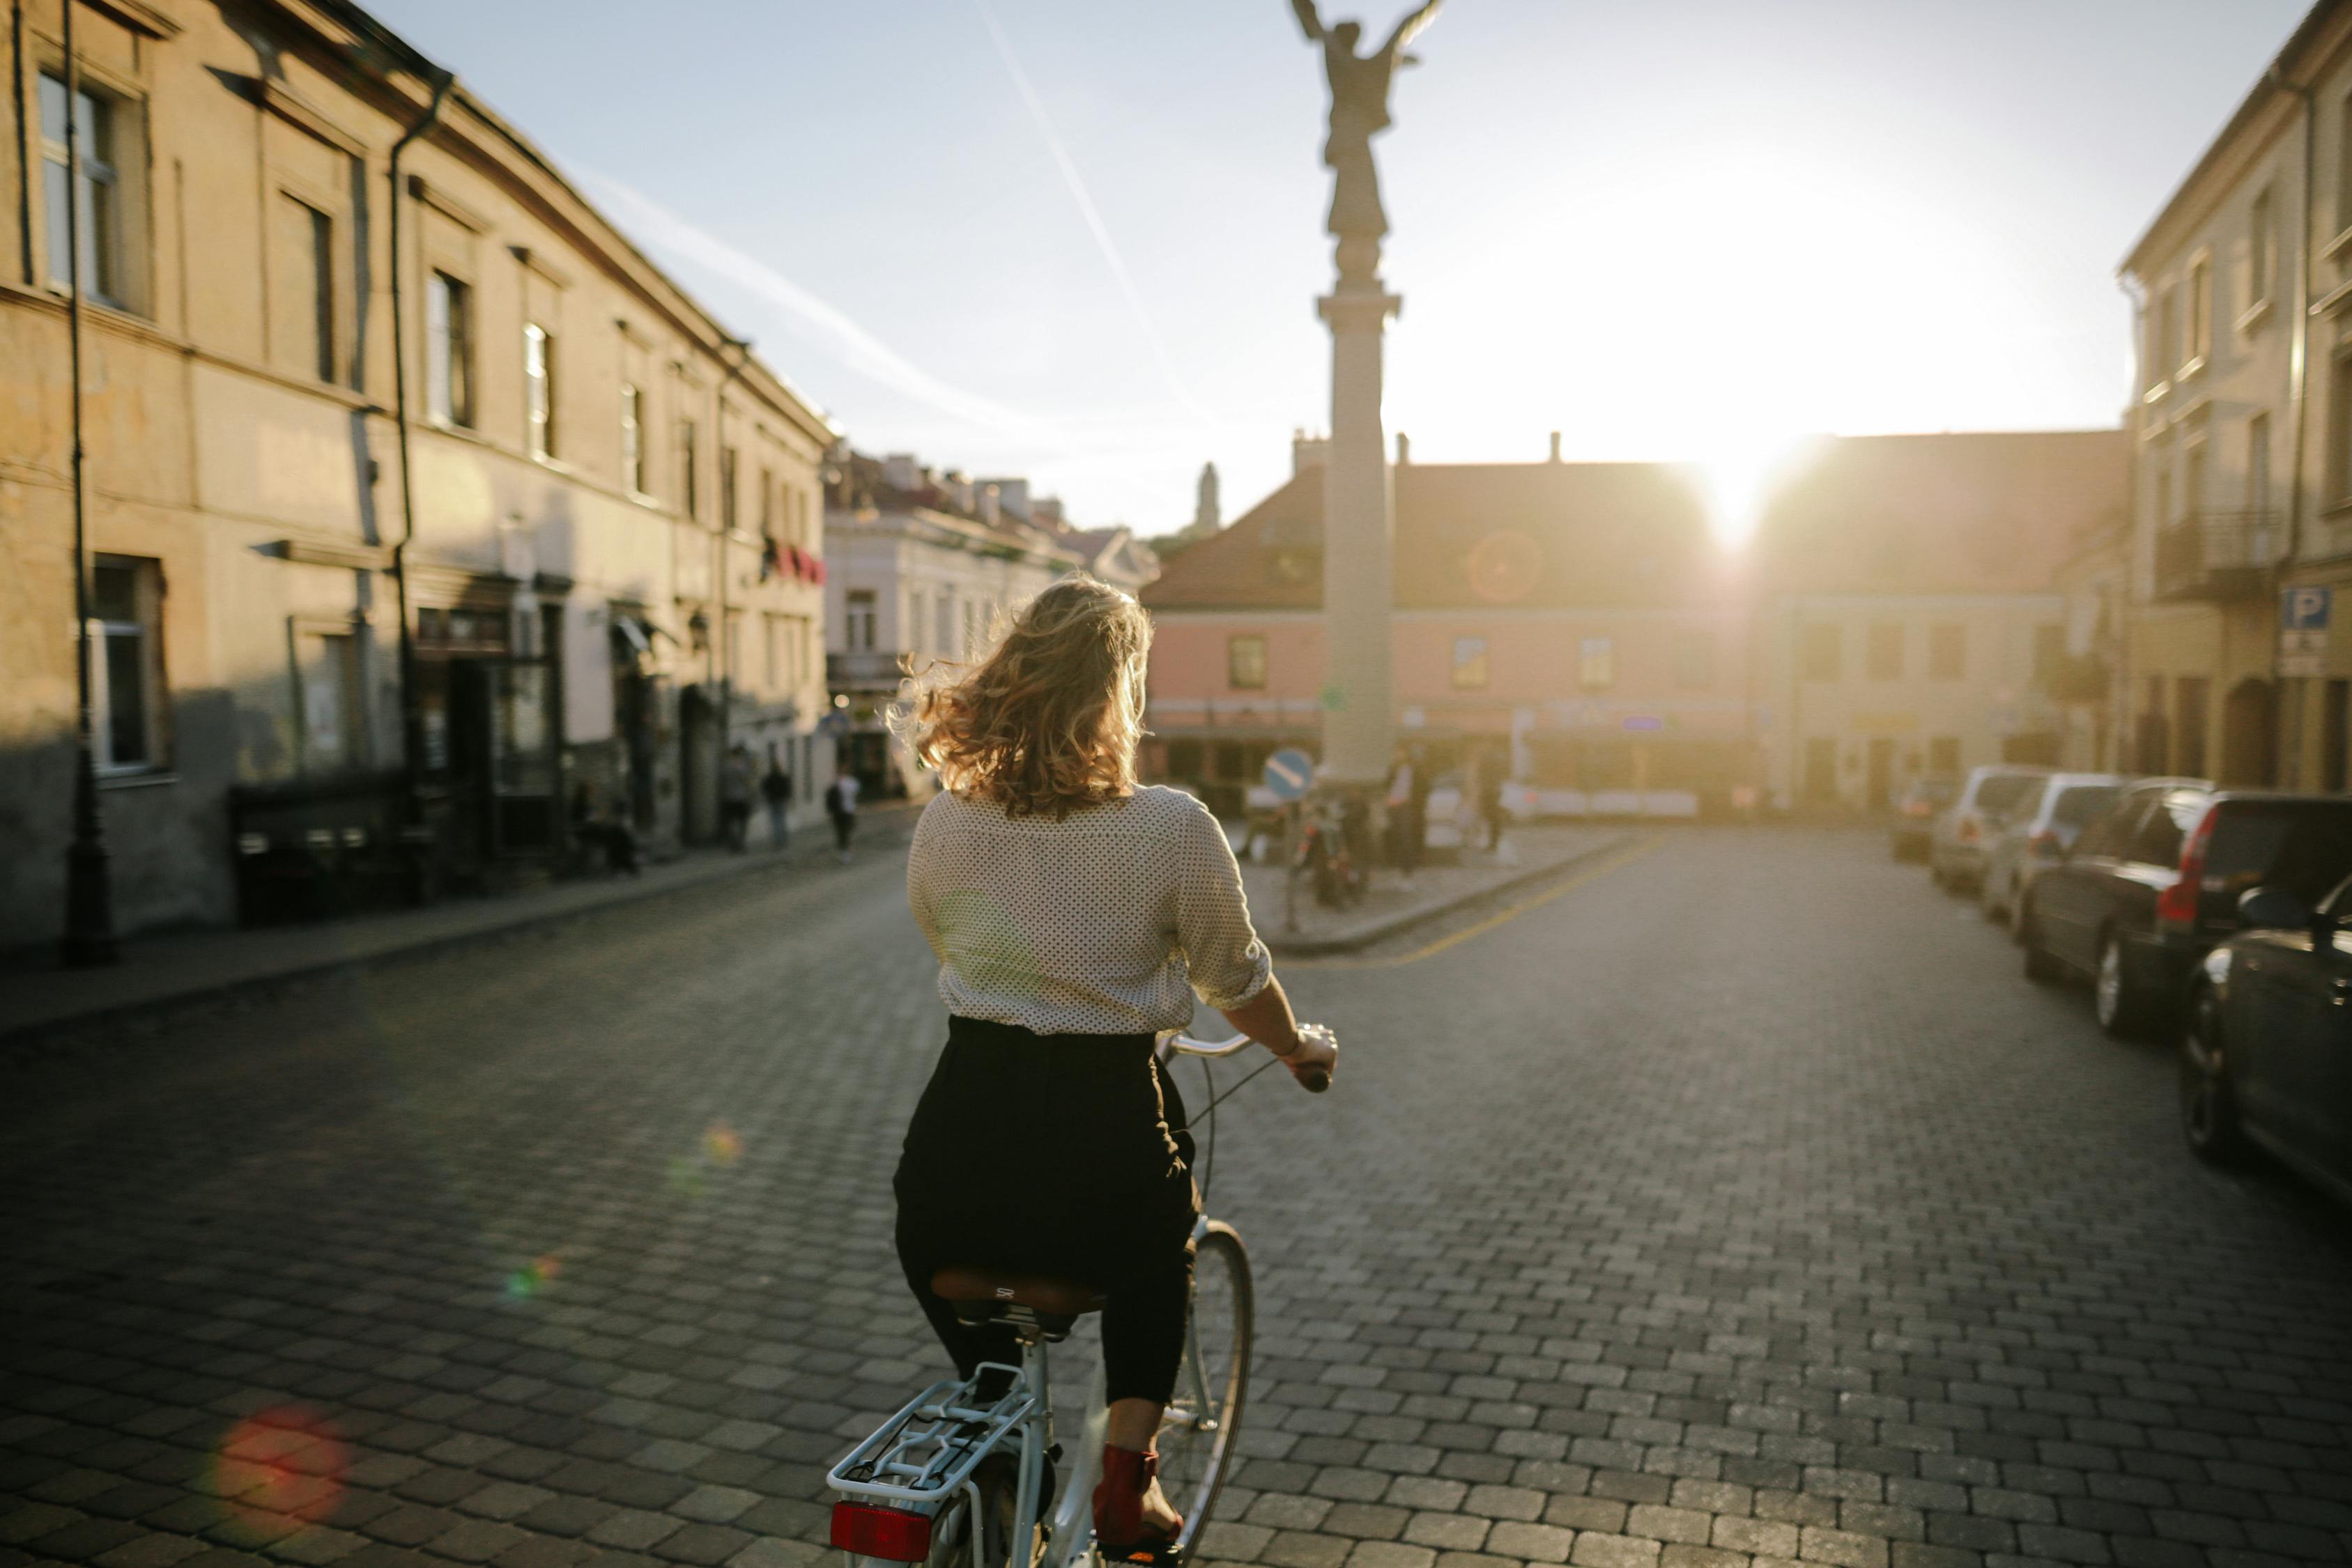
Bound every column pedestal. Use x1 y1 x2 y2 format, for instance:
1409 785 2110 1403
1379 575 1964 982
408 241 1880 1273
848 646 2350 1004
1316 282 1401 789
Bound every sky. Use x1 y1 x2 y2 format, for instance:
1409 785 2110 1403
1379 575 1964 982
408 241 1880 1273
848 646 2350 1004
366 0 2310 537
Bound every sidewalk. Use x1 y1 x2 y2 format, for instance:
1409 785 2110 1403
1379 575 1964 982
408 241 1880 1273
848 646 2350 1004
1244 822 1633 955
0 803 921 1045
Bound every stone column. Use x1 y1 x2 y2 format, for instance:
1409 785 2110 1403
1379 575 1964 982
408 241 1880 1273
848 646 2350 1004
1316 279 1401 787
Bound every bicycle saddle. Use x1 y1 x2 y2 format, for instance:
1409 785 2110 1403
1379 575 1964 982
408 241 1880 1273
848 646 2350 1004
931 1266 1107 1339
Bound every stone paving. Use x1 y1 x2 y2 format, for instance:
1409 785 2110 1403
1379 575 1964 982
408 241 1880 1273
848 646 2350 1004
4 828 2351 1568
1236 825 1624 953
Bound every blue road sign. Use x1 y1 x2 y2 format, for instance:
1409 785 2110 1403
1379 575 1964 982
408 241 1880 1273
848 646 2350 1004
1263 748 1315 802
2282 586 2332 631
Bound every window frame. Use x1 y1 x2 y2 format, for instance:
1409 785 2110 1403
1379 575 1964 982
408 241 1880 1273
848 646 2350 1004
426 270 475 428
1449 634 1489 691
38 68 128 309
678 417 700 519
1578 636 1615 691
2183 253 2211 376
89 555 167 776
2248 185 2275 321
1228 633 1269 691
845 590 877 652
620 383 646 495
523 321 556 461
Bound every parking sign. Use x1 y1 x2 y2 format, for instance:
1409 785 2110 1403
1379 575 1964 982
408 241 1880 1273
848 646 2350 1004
2281 587 2332 677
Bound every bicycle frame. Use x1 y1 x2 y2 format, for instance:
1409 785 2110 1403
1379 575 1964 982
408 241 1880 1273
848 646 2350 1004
830 1032 1258 1568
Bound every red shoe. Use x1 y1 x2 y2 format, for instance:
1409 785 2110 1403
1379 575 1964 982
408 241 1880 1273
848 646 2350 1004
1093 1443 1183 1562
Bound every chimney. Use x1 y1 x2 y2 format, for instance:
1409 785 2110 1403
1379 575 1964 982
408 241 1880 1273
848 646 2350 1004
882 452 921 492
1291 430 1329 474
941 469 975 513
978 483 1001 526
991 477 1031 521
1548 431 1562 464
1395 431 1411 466
1032 496 1065 529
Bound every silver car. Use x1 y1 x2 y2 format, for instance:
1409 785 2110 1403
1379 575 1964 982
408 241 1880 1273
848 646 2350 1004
1929 764 2051 893
1978 771 2125 932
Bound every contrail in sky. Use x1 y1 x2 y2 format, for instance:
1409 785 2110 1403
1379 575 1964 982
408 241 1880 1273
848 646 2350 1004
970 0 1215 426
578 169 1066 445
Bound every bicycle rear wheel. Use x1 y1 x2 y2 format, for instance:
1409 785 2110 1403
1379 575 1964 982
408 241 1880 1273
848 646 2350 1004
1156 1220 1252 1562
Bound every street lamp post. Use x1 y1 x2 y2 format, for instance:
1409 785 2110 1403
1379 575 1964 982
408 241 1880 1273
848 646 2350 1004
59 0 117 968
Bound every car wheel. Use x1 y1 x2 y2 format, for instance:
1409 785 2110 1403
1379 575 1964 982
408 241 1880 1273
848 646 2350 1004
2178 985 2246 1164
2021 897 2063 983
2008 884 2031 944
2093 931 2155 1039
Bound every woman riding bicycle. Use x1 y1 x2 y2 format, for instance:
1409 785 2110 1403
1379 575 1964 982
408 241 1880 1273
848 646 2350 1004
891 574 1338 1561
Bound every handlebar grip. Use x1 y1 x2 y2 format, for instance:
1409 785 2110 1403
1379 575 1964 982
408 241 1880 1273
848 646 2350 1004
1298 1067 1331 1093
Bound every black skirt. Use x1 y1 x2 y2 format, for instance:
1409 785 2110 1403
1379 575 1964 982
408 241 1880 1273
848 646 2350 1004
893 1015 1201 1287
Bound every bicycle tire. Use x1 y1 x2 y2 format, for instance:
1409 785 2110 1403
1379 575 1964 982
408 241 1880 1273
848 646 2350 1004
1157 1221 1252 1563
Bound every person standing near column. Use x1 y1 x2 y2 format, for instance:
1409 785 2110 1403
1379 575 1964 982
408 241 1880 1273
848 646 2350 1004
762 743 794 852
721 744 755 852
826 764 861 864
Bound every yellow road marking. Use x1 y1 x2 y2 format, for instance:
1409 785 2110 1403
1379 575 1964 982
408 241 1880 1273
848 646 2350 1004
1286 834 1667 969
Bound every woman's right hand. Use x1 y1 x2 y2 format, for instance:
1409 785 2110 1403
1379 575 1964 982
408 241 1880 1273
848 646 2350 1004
1282 1023 1338 1091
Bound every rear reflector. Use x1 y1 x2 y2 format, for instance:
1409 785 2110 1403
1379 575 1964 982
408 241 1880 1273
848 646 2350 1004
831 1502 933 1562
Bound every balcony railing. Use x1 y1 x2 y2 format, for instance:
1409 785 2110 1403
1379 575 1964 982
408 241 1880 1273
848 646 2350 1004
828 649 910 688
2152 509 2280 601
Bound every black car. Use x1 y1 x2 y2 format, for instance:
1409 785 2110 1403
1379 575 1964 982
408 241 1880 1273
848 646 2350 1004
2180 876 2352 1206
2019 783 2352 1037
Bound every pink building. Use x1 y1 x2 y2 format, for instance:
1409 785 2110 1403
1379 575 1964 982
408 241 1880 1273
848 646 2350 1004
1142 450 1757 817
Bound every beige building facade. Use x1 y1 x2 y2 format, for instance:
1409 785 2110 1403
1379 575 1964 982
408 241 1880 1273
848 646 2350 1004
1 0 832 948
2123 0 2352 792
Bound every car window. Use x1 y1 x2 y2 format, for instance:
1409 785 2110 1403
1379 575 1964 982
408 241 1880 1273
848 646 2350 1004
2076 793 2150 859
1974 773 2041 818
2051 785 2120 831
2124 794 2192 866
2209 802 2352 905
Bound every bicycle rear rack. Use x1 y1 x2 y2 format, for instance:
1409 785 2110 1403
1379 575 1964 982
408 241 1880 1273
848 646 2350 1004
828 1365 1034 1506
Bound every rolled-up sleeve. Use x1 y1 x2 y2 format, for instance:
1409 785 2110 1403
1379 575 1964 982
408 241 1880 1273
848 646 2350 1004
1171 799 1273 1010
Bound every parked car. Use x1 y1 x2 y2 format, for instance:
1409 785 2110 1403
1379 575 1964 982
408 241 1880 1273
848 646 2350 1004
1929 765 2050 891
2179 875 2352 1206
1978 773 2124 930
1889 775 1958 861
2020 784 2352 1038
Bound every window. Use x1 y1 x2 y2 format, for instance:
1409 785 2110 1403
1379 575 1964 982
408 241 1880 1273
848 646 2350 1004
2250 186 2275 313
2247 412 2271 521
39 72 122 306
760 468 776 534
763 613 780 688
620 384 645 493
2153 464 2172 530
2185 256 2211 369
1928 624 1965 681
962 601 978 655
90 556 164 771
1927 736 1960 776
1675 633 1713 691
1799 622 1840 682
935 594 954 656
678 418 700 518
2183 440 2206 525
2339 92 2352 238
1229 633 1268 690
282 196 335 382
720 445 739 530
2175 676 2209 778
907 592 927 656
523 323 556 459
845 590 877 652
1866 623 1903 681
296 627 360 773
425 272 473 426
2155 287 2178 385
2032 624 2064 688
2126 791 2191 867
1450 636 1489 690
1578 636 1615 689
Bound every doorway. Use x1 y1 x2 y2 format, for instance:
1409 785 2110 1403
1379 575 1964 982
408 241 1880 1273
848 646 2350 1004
1804 737 1838 804
2220 677 2276 787
1865 738 1894 812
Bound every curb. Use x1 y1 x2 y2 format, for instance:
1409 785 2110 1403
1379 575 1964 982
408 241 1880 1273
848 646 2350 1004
1 804 924 1052
1266 831 1636 957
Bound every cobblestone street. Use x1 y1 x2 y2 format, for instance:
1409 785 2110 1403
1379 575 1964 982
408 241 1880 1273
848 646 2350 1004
6 829 2351 1568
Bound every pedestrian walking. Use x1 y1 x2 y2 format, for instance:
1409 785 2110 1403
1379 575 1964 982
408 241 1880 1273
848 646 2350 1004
1477 745 1508 852
826 766 861 863
721 744 755 852
762 744 794 852
1384 744 1426 877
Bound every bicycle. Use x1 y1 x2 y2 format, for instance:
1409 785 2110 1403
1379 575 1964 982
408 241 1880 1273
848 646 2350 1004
828 1027 1334 1568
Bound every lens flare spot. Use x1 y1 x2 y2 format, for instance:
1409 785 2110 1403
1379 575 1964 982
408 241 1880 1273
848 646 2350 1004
702 1123 743 1165
211 1406 347 1541
1465 530 1544 604
505 1254 562 1299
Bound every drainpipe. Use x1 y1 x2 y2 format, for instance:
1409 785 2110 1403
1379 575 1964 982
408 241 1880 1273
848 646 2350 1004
388 65 456 892
2119 272 2147 773
59 0 115 967
2277 66 2316 787
713 334 752 797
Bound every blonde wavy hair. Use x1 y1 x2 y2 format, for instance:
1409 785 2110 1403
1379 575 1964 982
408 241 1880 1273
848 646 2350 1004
893 573 1152 819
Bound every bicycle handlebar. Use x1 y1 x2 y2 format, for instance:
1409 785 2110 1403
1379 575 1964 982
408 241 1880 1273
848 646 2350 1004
1165 1028 1334 1093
